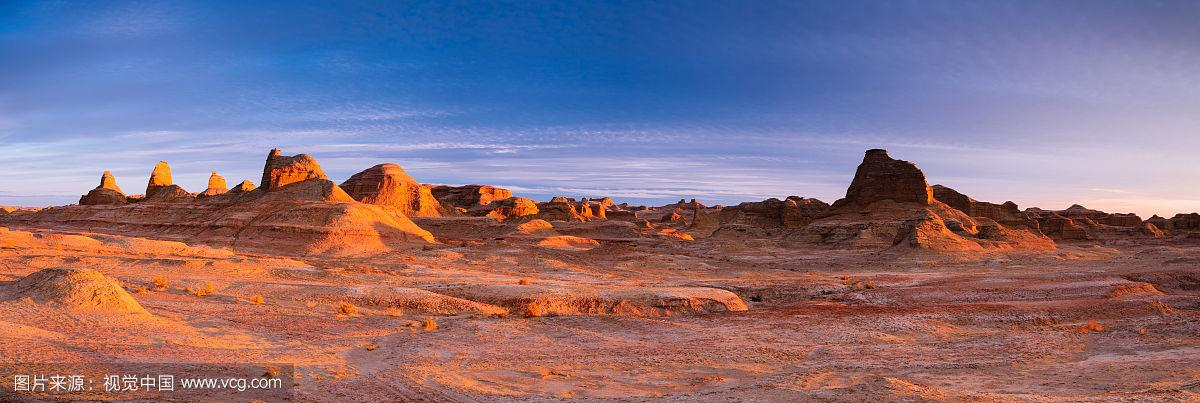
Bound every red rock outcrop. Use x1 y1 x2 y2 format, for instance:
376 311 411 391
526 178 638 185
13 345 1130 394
717 196 829 229
472 197 539 222
534 201 585 222
931 185 1040 230
229 180 256 194
141 161 193 202
340 163 444 217
1168 213 1200 231
1025 205 1156 240
199 171 229 197
261 149 328 191
256 149 353 202
145 161 172 195
803 150 1055 253
431 185 513 209
79 171 128 206
1145 215 1172 231
830 149 933 210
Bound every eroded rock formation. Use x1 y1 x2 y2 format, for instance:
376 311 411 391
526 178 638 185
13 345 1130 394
79 171 128 206
431 185 513 209
535 201 585 222
340 163 444 217
831 149 933 210
199 171 229 197
717 196 829 229
804 149 1054 253
1025 204 1158 240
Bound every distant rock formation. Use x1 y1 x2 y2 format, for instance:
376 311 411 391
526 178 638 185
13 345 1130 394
258 149 353 202
688 200 721 237
804 149 1055 253
831 149 933 210
199 171 229 197
79 171 128 206
431 185 513 209
1024 204 1158 240
931 185 1039 230
146 161 172 195
340 163 444 217
535 201 585 222
1167 213 1200 231
577 201 607 220
262 149 327 190
142 161 192 202
717 196 829 229
228 180 256 194
474 197 539 222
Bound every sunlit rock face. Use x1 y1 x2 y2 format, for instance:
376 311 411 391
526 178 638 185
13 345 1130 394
79 171 128 206
340 163 445 217
199 171 229 197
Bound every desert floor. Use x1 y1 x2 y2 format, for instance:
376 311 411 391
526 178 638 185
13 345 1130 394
0 223 1197 402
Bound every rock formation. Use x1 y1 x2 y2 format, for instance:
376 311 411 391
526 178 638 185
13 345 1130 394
142 161 192 202
229 180 256 194
431 185 513 209
262 149 327 191
688 200 721 237
258 149 353 202
931 185 1039 230
1025 204 1158 240
340 163 444 217
146 161 172 194
831 149 932 210
199 171 229 197
804 149 1055 253
535 201 585 222
79 171 128 206
1167 213 1200 231
717 196 829 229
474 197 539 222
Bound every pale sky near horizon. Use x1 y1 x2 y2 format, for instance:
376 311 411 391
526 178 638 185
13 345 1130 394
1 1 1198 218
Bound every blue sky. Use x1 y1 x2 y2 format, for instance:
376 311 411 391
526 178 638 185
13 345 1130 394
1 0 1198 217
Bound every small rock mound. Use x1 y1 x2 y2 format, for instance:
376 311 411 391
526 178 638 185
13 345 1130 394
3 268 148 314
536 235 599 250
228 179 256 194
200 171 228 197
340 163 444 217
79 171 128 206
515 219 556 235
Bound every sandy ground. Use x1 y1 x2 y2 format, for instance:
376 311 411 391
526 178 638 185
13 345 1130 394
0 223 1197 402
